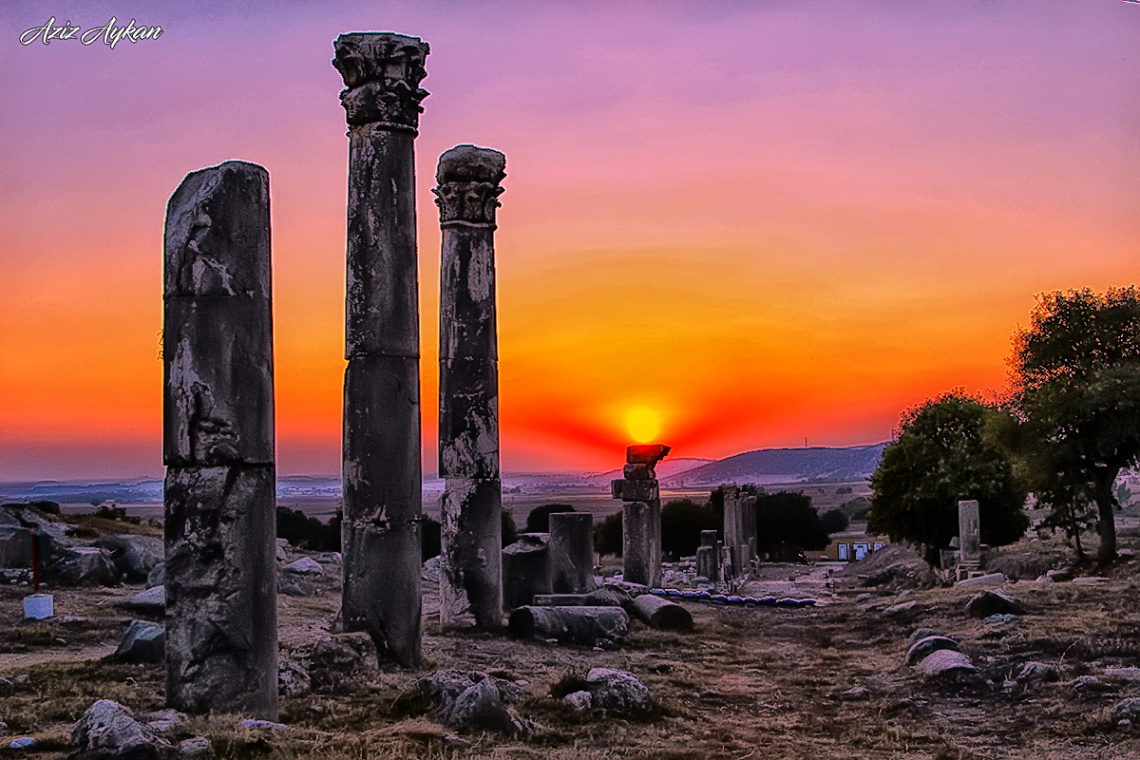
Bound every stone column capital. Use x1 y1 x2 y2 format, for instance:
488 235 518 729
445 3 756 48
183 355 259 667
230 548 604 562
433 145 506 228
333 32 430 131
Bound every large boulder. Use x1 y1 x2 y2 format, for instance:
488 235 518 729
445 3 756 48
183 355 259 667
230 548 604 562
146 562 166 589
584 668 651 714
71 699 175 760
94 535 164 582
115 621 165 664
48 547 121 586
278 660 311 698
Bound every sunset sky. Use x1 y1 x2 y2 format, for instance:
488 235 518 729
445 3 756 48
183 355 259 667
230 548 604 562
1 1 1137 480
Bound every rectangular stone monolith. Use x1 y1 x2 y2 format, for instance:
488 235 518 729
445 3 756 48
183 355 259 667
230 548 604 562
163 160 277 719
723 488 756 577
334 32 429 666
549 512 594 594
435 145 506 629
502 534 551 609
958 499 981 565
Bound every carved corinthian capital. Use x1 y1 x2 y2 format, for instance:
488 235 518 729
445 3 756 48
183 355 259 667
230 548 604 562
433 145 506 227
332 32 430 130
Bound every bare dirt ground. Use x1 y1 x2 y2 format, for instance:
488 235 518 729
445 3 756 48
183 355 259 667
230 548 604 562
2 522 1139 759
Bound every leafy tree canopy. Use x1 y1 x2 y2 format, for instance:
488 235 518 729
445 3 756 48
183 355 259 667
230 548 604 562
661 498 720 558
524 503 575 534
868 390 1029 566
754 491 831 553
1003 287 1140 563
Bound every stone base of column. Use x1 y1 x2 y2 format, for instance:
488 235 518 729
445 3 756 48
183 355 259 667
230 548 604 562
549 512 594 594
164 464 278 719
622 499 661 588
342 520 422 666
502 534 551 610
440 477 503 629
342 355 422 667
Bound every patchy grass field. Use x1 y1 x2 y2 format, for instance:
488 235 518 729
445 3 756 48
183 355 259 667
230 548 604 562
2 532 1139 759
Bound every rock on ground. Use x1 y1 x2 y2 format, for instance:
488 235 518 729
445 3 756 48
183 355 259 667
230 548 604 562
915 649 977 679
965 589 1023 618
440 677 525 737
177 737 212 759
278 660 311 698
94 535 164 582
49 547 121 586
71 700 176 760
905 636 961 666
309 633 378 691
585 668 651 714
115 621 165 664
147 562 166 589
122 585 166 613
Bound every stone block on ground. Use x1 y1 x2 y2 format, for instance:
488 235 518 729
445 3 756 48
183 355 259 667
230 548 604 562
965 589 1023 618
1017 662 1059 683
956 572 1006 588
440 677 525 737
501 534 551 609
508 605 630 648
585 668 651 713
631 594 693 631
177 737 212 759
283 557 323 575
71 699 176 760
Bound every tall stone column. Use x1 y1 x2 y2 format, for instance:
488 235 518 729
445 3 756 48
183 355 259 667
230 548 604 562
612 445 669 587
163 160 277 719
435 145 506 629
549 512 595 593
333 32 429 667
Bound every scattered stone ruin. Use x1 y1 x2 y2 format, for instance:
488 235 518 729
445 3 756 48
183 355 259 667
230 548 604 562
333 32 430 666
612 444 670 587
435 144 507 629
162 160 278 718
722 486 758 582
957 499 981 580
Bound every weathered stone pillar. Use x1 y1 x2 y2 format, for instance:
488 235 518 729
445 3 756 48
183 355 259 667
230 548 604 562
612 445 669 587
163 160 277 719
333 32 429 667
434 145 506 629
549 512 594 594
696 530 719 580
958 499 981 565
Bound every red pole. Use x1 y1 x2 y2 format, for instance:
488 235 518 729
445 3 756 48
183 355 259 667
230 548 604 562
30 530 41 593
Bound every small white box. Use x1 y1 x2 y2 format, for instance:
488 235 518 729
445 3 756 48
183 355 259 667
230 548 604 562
23 593 54 620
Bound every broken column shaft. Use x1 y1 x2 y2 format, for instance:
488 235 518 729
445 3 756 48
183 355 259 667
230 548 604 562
435 145 506 629
334 32 429 667
163 160 277 719
612 445 670 588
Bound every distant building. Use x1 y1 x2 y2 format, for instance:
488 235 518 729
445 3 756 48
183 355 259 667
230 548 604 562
819 531 890 562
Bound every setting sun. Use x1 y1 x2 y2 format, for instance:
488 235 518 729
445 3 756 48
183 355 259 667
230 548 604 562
624 406 662 444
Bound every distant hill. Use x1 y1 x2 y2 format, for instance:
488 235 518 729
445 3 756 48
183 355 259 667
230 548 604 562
581 457 714 487
659 444 887 487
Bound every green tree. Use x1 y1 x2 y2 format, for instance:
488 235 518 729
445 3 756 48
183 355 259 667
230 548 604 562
661 498 720 558
868 391 1029 566
753 491 831 553
524 503 575 533
820 508 849 534
1002 287 1140 564
594 510 623 557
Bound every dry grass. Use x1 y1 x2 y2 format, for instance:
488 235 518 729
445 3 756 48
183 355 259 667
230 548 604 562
3 533 1140 759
